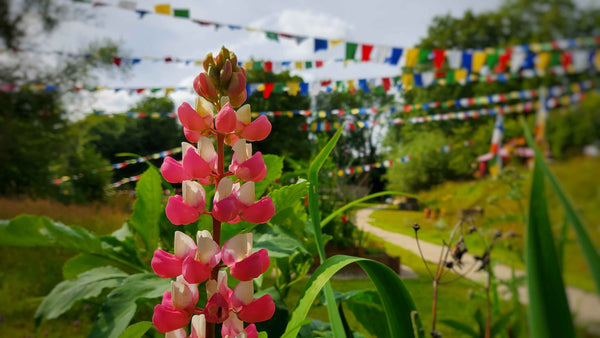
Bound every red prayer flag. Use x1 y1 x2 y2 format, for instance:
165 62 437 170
136 88 145 93
316 60 324 68
361 45 373 61
263 83 274 98
561 51 572 69
264 61 273 72
432 49 445 69
382 78 391 91
165 57 173 62
113 57 122 66
495 50 511 73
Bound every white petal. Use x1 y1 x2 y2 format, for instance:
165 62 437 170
197 137 217 161
183 181 206 208
195 96 213 117
215 177 233 202
174 231 196 258
166 328 187 338
191 314 206 338
236 104 251 124
237 182 255 206
233 281 254 306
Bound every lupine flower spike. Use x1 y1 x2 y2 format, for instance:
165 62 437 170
152 46 275 337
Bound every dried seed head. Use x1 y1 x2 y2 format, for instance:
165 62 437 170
412 223 421 231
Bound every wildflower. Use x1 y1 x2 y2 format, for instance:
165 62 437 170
234 104 271 142
153 276 199 333
221 233 270 281
182 231 221 283
152 231 196 278
165 181 207 225
229 140 267 182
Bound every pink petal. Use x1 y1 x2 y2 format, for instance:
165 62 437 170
233 152 267 182
244 324 259 338
161 157 192 183
229 249 270 281
204 293 230 323
229 89 247 107
238 294 276 323
184 127 201 143
212 194 240 223
166 195 200 225
182 147 212 179
153 303 191 333
241 115 272 141
215 103 237 133
227 72 246 98
151 249 183 278
240 197 275 224
224 133 240 147
178 102 210 132
181 255 211 284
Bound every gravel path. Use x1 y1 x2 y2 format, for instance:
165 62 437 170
353 206 600 325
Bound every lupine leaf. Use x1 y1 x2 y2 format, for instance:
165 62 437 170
62 253 120 280
119 321 154 338
35 267 128 324
128 166 162 252
255 154 284 197
89 273 169 338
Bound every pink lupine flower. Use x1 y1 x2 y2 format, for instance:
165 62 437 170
204 271 232 323
234 104 272 142
178 98 214 133
236 182 275 224
152 231 196 278
190 314 206 338
215 103 237 133
161 155 193 183
221 233 270 281
221 313 258 338
182 138 217 184
166 328 187 338
212 178 241 223
166 181 207 225
153 276 199 333
194 72 218 102
182 230 221 284
231 281 276 323
229 140 267 182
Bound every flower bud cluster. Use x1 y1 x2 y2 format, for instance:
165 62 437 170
151 47 275 338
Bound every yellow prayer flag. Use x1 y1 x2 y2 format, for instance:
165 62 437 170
287 82 300 96
295 61 303 69
357 121 365 128
286 112 293 117
337 170 344 177
330 39 343 48
454 69 467 83
570 83 581 93
154 4 171 15
405 48 419 67
472 52 487 72
251 113 258 118
243 61 253 70
351 108 360 115
165 87 175 96
402 73 414 90
535 52 551 70
529 43 542 52
257 84 265 91
318 111 326 118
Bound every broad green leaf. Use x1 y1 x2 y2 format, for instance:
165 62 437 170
490 311 513 337
35 267 128 323
306 127 345 337
521 117 600 293
320 191 419 228
0 215 103 252
253 224 308 258
344 290 389 338
119 321 153 338
255 154 284 197
525 159 574 337
268 180 309 233
129 167 162 252
438 319 478 338
282 255 420 338
90 273 170 338
63 253 120 280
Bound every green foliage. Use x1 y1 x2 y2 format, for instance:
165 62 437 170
35 266 128 324
89 273 169 338
525 157 574 336
255 154 284 197
119 321 154 338
63 253 121 280
128 166 162 252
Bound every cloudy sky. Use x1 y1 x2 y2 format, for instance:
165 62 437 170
21 0 595 116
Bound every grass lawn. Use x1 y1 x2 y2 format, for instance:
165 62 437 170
364 156 600 292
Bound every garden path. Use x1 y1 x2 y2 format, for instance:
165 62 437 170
353 206 600 325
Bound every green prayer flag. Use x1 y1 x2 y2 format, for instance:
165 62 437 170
418 49 431 65
550 51 561 66
375 85 385 94
273 83 285 93
173 9 189 18
265 32 279 41
486 52 499 69
345 43 358 60
446 70 455 85
252 61 264 70
305 61 312 69
151 88 161 93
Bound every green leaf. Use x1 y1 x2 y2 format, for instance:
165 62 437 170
129 167 162 252
255 154 284 197
521 117 600 293
438 319 478 338
490 311 513 337
35 267 128 323
525 158 575 337
282 255 420 338
253 224 308 258
63 254 120 280
306 127 345 337
90 273 169 338
320 191 419 228
268 180 309 232
0 215 103 252
119 321 153 338
344 290 390 338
